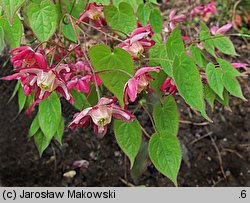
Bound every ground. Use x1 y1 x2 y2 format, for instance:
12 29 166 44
0 48 249 186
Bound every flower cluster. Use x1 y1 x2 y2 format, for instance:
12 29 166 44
190 2 216 20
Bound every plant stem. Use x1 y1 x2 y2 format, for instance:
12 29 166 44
142 105 159 136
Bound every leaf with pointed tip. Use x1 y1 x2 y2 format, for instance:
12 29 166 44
217 58 242 77
173 53 210 121
114 119 142 168
34 129 50 156
153 96 179 135
89 44 134 106
149 131 182 186
0 0 26 25
213 34 236 55
206 63 224 99
29 116 39 139
54 116 64 145
203 84 216 109
149 8 162 33
27 0 58 41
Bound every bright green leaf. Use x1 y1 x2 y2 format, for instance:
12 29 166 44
71 89 91 111
54 116 64 145
104 2 137 34
38 92 62 140
206 63 224 99
34 129 50 156
222 72 246 100
150 70 167 97
62 23 79 43
29 116 39 138
137 4 151 26
18 86 26 113
189 45 207 68
149 8 162 34
200 30 215 56
0 15 22 48
27 0 58 41
153 96 179 135
0 26 4 52
149 131 182 185
89 44 134 106
0 0 26 25
203 84 216 109
213 34 236 55
217 58 242 77
114 119 142 168
173 53 209 120
166 28 185 60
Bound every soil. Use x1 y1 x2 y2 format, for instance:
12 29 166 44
0 46 249 187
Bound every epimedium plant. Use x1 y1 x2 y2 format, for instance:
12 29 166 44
0 0 249 185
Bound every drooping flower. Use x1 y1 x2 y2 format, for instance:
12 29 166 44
210 23 232 35
118 24 155 58
1 64 73 105
168 10 186 31
73 160 89 169
10 46 47 70
160 78 177 96
69 97 135 137
190 2 216 20
67 75 92 93
123 66 161 107
76 2 106 27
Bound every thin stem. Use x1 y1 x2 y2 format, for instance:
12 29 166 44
140 124 151 139
142 105 159 135
66 14 80 44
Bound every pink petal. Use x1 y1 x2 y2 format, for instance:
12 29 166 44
126 78 138 102
216 23 232 35
134 66 161 78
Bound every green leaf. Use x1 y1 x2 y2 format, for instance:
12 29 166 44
113 0 138 10
149 42 173 76
153 96 179 135
137 4 151 26
213 34 236 55
71 89 91 111
63 0 86 18
18 86 26 113
0 15 22 48
149 8 162 34
173 53 209 120
8 80 20 103
62 23 79 43
54 116 64 145
131 141 148 184
0 26 4 52
114 119 142 168
222 72 246 100
217 58 242 77
216 90 230 107
34 129 50 156
89 44 134 106
89 0 110 4
0 0 26 25
149 70 167 97
27 0 58 41
29 115 39 139
104 2 137 34
38 92 62 140
166 28 185 61
149 131 182 185
200 30 215 56
203 84 216 109
206 63 224 99
189 45 207 68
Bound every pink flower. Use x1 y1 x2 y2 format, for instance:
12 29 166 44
210 23 232 35
231 63 249 69
73 160 89 169
10 46 47 70
77 2 106 27
69 97 135 137
67 75 92 93
123 66 161 107
168 10 186 31
190 2 216 20
118 24 155 58
1 65 73 106
160 78 177 96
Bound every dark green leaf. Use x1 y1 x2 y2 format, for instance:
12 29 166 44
38 92 62 140
29 116 39 139
34 129 50 156
153 96 179 135
70 89 91 110
18 86 26 113
149 131 182 185
206 63 224 99
203 84 216 109
173 53 210 120
114 119 142 168
54 116 64 145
